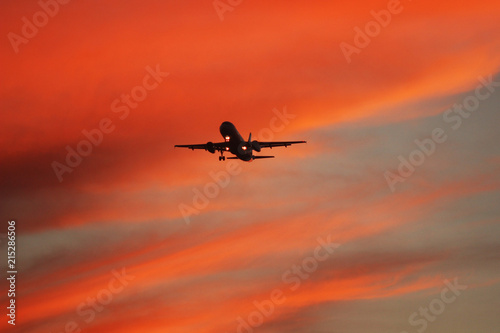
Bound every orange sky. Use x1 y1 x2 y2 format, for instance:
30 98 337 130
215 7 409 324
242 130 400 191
1 1 500 332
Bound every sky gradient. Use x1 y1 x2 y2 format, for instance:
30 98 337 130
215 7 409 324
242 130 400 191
1 0 500 332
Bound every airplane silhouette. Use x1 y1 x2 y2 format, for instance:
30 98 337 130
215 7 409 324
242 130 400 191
175 121 306 161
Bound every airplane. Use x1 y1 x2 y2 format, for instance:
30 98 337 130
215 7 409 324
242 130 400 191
174 121 306 161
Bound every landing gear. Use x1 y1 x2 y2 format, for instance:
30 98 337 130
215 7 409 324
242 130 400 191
219 151 226 161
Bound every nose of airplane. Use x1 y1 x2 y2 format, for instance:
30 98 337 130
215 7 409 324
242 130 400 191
220 121 234 132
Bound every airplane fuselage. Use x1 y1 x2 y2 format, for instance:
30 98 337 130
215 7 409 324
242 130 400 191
219 121 253 161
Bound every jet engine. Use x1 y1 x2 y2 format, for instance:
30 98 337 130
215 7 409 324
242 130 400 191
252 140 261 152
206 142 216 154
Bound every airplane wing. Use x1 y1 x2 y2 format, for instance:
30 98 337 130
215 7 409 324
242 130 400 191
258 141 307 149
174 142 226 152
